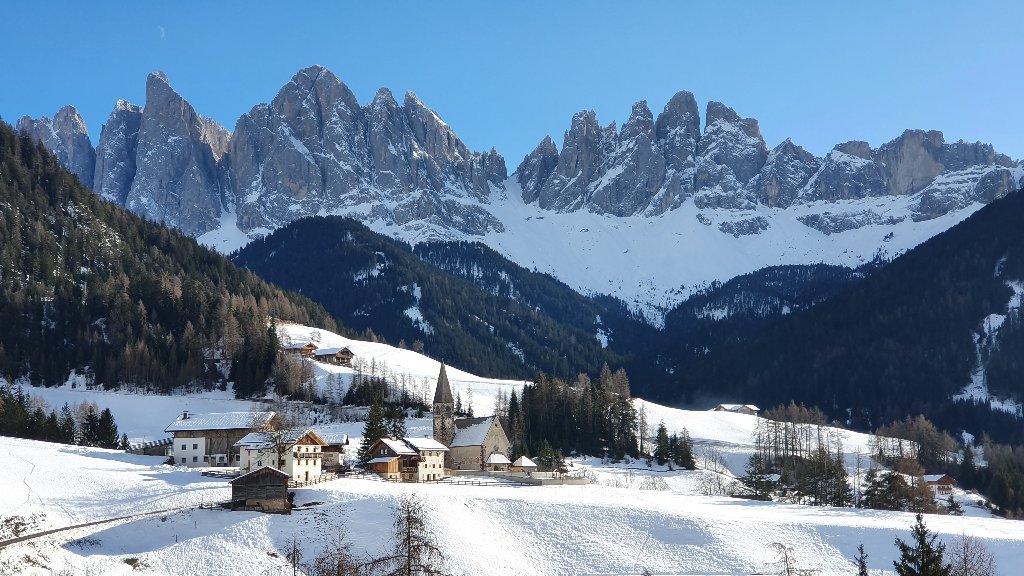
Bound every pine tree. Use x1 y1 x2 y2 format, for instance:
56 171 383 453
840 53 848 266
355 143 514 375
57 402 77 444
893 513 951 576
654 422 670 465
854 543 870 576
81 406 101 446
945 494 963 516
386 404 407 439
96 408 119 448
358 399 389 465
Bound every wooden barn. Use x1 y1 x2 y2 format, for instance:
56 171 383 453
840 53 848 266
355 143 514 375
229 466 291 513
283 342 318 358
313 346 354 366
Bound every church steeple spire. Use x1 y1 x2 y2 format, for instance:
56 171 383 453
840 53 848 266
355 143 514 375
432 363 456 450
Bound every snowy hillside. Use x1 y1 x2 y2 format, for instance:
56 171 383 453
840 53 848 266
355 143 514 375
203 179 993 323
3 420 1024 575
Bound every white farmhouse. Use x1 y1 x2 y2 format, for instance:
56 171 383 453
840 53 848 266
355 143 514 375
164 411 277 467
235 429 327 483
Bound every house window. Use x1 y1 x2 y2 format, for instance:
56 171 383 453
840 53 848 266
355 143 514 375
192 456 198 462
203 456 209 462
180 457 185 463
181 444 186 451
193 443 198 450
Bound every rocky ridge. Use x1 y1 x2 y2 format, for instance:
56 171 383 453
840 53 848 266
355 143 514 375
520 99 1022 234
17 65 1024 252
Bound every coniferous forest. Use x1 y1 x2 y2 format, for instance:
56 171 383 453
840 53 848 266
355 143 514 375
0 122 338 396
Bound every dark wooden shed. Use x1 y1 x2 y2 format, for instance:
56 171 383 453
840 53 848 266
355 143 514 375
229 466 291 513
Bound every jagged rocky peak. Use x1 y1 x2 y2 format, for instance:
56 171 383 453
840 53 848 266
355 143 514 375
228 65 506 237
799 140 886 202
517 136 559 203
694 101 767 209
532 110 608 211
17 105 96 188
588 99 670 216
93 99 143 205
876 129 946 195
654 91 701 205
749 138 821 208
125 71 225 236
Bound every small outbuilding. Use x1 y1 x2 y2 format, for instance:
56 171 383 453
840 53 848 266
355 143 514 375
486 453 512 472
511 455 538 473
283 342 319 358
229 466 291 513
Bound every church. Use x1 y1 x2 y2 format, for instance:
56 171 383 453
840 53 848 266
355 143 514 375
432 364 512 470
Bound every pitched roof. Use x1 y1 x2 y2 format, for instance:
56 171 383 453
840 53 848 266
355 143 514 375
403 437 449 452
165 411 275 433
380 438 417 456
924 474 955 484
452 416 494 448
230 466 289 484
367 456 399 465
314 346 352 356
513 456 538 468
316 432 349 446
433 364 454 404
233 428 326 449
486 453 511 465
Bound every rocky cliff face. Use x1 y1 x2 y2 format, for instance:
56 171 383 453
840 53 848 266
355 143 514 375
17 106 96 188
93 100 142 205
229 66 506 236
20 68 1023 246
519 101 1021 234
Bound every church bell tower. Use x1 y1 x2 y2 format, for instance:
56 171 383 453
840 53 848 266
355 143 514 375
432 363 456 448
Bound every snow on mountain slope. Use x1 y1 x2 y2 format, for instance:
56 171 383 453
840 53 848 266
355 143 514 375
367 178 980 322
3 435 1024 576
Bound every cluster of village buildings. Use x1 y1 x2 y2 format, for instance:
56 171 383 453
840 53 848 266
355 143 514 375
160 343 956 512
162 358 536 511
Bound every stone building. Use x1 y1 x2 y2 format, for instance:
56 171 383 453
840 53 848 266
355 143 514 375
432 364 511 470
165 411 278 467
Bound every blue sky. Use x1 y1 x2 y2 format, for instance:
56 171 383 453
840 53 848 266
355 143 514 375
2 1 1021 164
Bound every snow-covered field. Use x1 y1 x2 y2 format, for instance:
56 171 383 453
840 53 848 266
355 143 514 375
3 434 1024 576
6 327 1024 574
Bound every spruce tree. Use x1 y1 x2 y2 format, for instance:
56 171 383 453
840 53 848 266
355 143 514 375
854 543 870 576
654 422 670 465
358 399 389 465
893 513 951 576
96 408 119 448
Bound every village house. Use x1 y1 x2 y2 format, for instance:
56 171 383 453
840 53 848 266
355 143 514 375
229 466 291 513
432 364 512 470
234 428 327 483
316 431 350 472
924 474 956 496
313 346 354 367
164 411 277 467
366 437 448 482
712 404 761 416
283 342 318 358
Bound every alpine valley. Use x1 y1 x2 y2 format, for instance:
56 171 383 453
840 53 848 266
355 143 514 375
13 65 1024 437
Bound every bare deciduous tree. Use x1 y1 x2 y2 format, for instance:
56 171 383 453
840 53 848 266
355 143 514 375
948 534 996 576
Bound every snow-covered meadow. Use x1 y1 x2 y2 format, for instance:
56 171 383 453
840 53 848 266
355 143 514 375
4 324 1024 575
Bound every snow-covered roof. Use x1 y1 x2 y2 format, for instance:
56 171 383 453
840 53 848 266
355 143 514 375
452 416 495 448
713 404 760 413
380 438 416 455
283 342 316 350
924 474 954 484
233 428 325 449
513 456 538 468
486 453 511 465
367 456 398 465
403 437 449 452
314 346 352 356
165 411 275 433
230 466 289 484
316 432 349 446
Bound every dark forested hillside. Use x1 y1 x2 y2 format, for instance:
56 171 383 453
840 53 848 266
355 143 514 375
0 122 338 396
232 217 638 380
683 189 1024 441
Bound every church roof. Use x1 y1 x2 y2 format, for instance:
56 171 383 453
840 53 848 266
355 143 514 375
433 363 453 404
452 416 495 448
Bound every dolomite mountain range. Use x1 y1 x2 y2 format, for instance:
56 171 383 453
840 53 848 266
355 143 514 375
15 65 1024 311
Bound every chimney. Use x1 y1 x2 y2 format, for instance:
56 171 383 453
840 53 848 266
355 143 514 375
182 411 189 420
